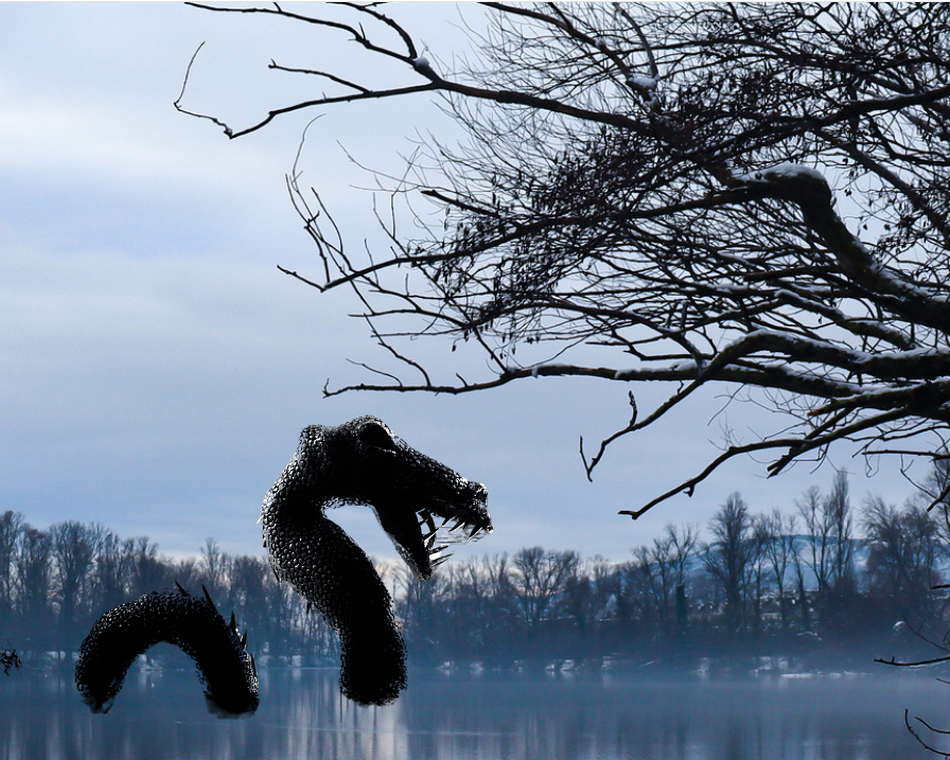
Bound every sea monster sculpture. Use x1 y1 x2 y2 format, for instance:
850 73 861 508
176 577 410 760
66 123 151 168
261 416 492 705
75 416 491 714
75 582 259 717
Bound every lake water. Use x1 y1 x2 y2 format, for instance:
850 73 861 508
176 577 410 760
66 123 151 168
2 661 948 759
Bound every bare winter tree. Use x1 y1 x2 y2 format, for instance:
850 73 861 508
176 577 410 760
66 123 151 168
511 546 579 630
757 510 798 632
50 521 103 646
702 492 754 634
179 2 950 516
864 495 942 623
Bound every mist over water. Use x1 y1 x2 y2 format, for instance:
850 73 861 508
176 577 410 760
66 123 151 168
1 666 944 759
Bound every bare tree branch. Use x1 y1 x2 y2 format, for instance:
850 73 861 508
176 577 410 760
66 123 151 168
180 2 950 516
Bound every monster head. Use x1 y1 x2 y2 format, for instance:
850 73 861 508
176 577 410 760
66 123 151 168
271 416 492 580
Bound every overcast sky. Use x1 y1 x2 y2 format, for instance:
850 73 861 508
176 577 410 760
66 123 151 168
0 2 919 568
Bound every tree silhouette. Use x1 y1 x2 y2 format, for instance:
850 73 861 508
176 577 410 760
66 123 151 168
179 3 950 516
702 493 754 634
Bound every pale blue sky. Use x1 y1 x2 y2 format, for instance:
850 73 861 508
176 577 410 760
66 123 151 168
0 2 917 565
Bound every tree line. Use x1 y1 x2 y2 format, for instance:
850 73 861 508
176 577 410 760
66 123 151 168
3 465 950 670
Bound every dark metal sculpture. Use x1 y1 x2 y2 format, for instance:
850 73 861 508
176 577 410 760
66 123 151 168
261 416 492 704
75 416 491 713
75 583 258 717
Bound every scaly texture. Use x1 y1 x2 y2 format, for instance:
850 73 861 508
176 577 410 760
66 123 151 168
74 416 491 712
261 416 492 705
75 584 258 717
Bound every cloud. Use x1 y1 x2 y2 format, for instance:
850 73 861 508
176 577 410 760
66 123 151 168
0 2 920 568
0 82 288 214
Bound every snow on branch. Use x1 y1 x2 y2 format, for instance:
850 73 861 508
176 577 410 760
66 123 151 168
181 2 950 516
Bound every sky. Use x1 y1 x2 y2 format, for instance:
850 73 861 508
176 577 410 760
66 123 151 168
0 2 921 568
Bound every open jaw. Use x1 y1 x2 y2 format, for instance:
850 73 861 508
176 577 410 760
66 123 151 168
373 484 492 581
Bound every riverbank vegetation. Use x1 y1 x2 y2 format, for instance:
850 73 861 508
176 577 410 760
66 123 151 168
3 467 950 674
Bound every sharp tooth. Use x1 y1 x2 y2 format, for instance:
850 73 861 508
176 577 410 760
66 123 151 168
449 518 466 532
430 544 450 555
432 553 453 568
241 630 248 649
440 515 452 527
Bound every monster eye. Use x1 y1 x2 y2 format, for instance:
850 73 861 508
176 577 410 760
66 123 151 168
359 422 397 451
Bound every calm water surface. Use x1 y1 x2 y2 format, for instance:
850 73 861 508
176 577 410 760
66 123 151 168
2 662 947 759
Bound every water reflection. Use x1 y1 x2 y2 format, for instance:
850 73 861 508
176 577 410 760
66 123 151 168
0 664 944 759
